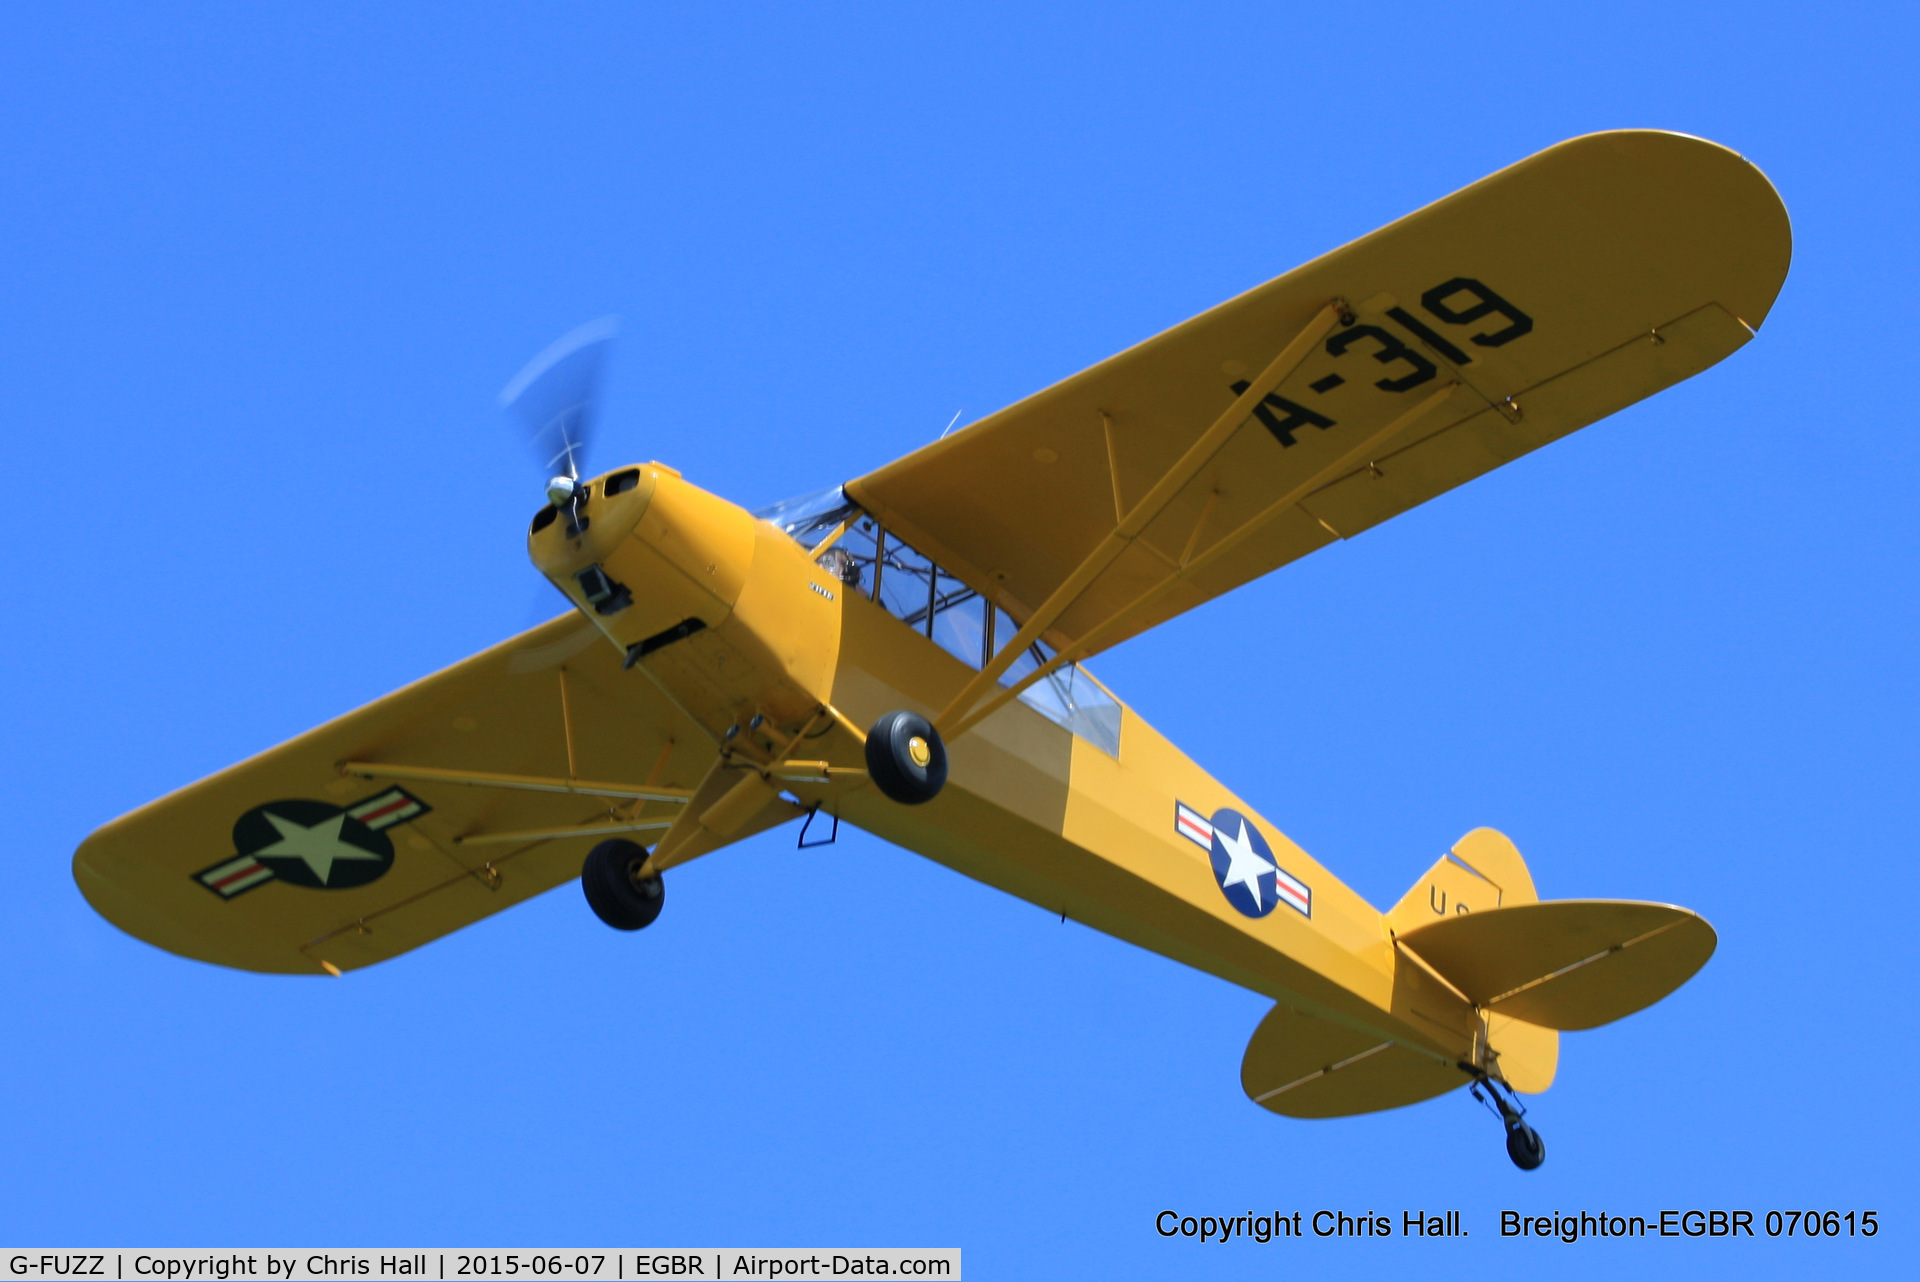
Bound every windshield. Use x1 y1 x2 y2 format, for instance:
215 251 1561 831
755 485 858 547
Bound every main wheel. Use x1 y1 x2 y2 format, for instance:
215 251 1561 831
865 710 948 805
581 838 665 931
1505 1123 1546 1171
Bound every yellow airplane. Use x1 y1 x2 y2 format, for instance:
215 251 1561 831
75 130 1789 1170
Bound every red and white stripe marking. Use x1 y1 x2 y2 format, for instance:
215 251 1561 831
1275 866 1312 917
348 788 425 831
1175 802 1214 850
196 854 275 898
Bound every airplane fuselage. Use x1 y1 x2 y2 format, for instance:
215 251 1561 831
529 462 1516 1087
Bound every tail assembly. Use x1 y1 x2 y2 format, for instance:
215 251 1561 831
1391 826 1715 1035
1386 828 1559 1099
1240 827 1714 1168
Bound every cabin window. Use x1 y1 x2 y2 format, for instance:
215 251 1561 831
875 533 936 625
930 572 987 670
757 486 1122 756
836 516 881 597
993 608 1123 757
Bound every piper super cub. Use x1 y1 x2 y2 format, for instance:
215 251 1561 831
76 130 1790 1169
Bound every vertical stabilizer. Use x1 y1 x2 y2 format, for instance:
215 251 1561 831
1386 827 1557 1093
1386 826 1537 936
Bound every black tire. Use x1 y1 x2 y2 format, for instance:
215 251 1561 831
1505 1123 1546 1171
865 710 948 805
581 838 665 931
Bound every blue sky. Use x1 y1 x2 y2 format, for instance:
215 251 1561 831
2 2 1914 1277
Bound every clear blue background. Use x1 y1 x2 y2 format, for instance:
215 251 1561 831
2 3 1913 1278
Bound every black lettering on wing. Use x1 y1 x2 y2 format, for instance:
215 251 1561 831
1230 379 1336 447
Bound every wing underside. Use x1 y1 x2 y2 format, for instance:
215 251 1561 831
849 131 1792 661
74 616 727 974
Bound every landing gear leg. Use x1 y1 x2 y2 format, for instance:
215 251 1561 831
1470 1072 1545 1171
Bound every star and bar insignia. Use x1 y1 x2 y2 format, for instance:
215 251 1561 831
193 787 429 899
1175 800 1311 920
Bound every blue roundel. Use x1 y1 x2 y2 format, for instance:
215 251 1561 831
1208 808 1280 919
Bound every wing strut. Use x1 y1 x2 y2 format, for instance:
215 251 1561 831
934 300 1345 736
454 816 677 847
941 373 1461 740
340 760 694 803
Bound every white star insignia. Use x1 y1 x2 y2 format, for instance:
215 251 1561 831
1216 816 1275 910
255 812 385 885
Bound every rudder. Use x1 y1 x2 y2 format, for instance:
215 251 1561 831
1386 827 1538 934
1387 828 1558 1094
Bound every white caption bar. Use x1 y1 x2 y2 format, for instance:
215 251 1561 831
1 1253 960 1282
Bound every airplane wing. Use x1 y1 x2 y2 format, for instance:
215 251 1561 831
73 616 777 975
847 131 1791 663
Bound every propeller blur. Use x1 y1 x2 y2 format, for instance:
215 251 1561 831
500 315 619 484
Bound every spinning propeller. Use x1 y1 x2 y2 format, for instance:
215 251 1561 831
500 316 620 513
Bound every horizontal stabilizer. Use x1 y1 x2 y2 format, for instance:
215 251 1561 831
1240 1004 1461 1118
1397 900 1715 1031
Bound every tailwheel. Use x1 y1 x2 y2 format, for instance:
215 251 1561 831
865 710 948 805
1470 1072 1546 1171
581 838 665 931
1505 1121 1546 1171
